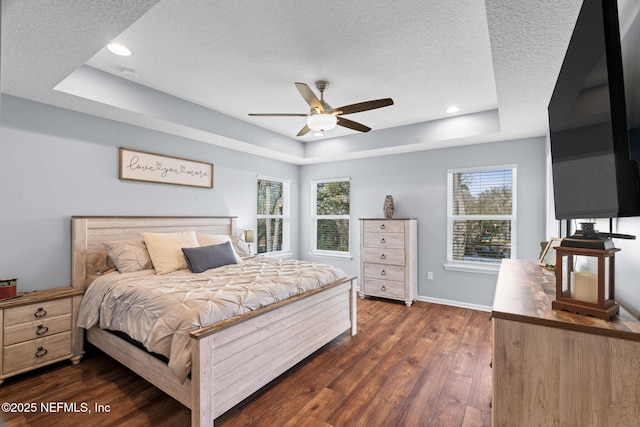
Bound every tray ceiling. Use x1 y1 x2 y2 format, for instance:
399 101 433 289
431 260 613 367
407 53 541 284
1 0 584 164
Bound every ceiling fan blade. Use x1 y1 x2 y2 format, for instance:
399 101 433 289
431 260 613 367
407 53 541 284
248 113 307 117
297 124 311 137
337 117 371 133
333 98 394 115
295 82 323 113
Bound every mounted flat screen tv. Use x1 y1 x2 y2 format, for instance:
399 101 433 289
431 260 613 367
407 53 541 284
548 0 640 220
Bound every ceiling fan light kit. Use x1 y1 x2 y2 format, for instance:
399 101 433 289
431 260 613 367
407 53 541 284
307 113 337 131
248 80 394 137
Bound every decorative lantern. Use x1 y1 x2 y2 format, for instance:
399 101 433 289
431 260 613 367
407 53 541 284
552 225 620 320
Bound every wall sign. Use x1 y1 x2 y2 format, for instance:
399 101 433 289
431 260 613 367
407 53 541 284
119 147 214 188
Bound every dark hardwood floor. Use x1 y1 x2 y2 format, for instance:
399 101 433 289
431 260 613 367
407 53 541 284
0 298 492 427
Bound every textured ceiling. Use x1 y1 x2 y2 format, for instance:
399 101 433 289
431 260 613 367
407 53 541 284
1 0 586 164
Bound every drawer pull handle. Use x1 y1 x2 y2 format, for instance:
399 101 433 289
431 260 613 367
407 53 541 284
35 346 48 358
34 307 47 318
381 270 386 276
380 238 386 244
380 224 386 229
380 254 386 260
36 325 49 336
381 285 387 291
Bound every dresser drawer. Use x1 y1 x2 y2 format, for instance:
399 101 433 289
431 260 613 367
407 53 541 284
363 220 405 233
4 298 72 327
3 332 71 374
363 232 404 249
362 279 405 299
362 248 405 265
4 313 71 346
364 263 405 282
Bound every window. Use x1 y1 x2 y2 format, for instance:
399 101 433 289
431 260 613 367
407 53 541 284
446 166 516 272
311 178 351 257
257 176 290 255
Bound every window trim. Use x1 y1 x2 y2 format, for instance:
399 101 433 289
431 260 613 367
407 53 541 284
310 177 351 258
445 165 517 273
257 175 291 257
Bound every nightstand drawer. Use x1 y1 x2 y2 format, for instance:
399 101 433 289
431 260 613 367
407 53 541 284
363 232 404 249
4 298 71 327
362 279 405 299
363 220 405 233
4 314 71 346
3 332 71 374
362 248 405 265
364 263 405 281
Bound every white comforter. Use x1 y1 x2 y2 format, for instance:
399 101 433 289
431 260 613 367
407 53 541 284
77 257 347 382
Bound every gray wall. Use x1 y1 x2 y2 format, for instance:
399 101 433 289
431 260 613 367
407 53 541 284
299 137 547 309
0 95 300 291
606 217 640 317
613 129 640 315
1 94 549 310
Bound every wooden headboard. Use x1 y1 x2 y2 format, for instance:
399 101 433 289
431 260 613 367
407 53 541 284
71 216 237 291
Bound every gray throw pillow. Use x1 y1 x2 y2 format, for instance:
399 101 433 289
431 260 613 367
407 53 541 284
181 241 238 273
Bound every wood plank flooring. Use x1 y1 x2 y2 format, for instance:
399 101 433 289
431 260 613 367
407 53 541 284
0 298 492 427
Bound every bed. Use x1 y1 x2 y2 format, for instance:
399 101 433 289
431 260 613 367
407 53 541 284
71 216 357 426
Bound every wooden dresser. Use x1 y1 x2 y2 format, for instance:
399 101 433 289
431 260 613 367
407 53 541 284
492 259 640 426
359 218 417 306
0 287 84 385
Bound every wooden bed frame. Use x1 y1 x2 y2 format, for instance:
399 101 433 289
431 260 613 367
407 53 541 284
71 216 357 426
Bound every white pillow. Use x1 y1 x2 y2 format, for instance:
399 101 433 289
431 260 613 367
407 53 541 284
103 239 153 273
141 231 199 274
230 235 251 259
197 234 243 263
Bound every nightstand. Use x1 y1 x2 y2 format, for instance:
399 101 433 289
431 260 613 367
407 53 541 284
0 287 84 385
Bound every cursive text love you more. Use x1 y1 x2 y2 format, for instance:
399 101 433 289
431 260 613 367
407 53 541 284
126 155 210 179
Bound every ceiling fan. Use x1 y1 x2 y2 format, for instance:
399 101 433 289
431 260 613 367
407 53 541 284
248 80 394 137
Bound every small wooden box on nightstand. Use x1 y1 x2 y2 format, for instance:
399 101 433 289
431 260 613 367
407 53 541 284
0 287 84 385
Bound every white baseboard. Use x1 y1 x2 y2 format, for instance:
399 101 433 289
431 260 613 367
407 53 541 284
416 295 492 312
354 285 492 313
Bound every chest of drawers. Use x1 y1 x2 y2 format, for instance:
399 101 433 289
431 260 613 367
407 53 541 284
0 287 84 384
359 218 417 306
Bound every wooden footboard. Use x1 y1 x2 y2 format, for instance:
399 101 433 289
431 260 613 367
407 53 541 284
192 277 357 425
86 277 356 426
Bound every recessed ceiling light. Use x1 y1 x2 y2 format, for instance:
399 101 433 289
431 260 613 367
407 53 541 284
107 43 132 56
446 105 461 113
313 132 324 137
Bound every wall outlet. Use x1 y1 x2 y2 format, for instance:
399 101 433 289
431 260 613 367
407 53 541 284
427 271 433 280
